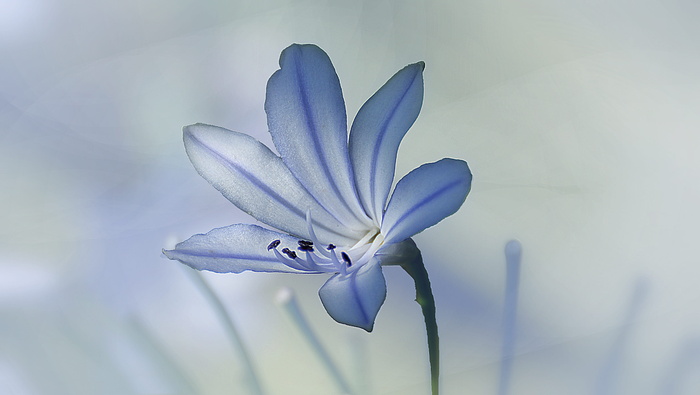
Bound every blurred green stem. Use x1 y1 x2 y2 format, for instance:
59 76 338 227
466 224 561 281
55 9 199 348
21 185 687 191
186 269 265 395
498 240 522 395
276 288 353 394
401 251 439 395
127 316 200 394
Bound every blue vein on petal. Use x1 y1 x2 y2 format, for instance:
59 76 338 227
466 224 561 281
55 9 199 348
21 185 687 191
188 132 349 241
367 67 421 219
174 249 278 262
385 179 464 240
292 52 366 224
172 249 323 274
349 270 370 326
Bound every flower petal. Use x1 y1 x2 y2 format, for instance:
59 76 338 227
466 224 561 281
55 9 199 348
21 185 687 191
318 259 386 332
164 224 321 273
183 123 363 245
265 44 371 231
349 62 425 221
382 158 472 244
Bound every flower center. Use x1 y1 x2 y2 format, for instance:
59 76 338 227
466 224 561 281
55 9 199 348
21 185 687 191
267 212 383 274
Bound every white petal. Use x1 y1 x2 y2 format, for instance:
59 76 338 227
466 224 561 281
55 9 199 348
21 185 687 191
265 44 371 230
163 224 319 273
382 159 472 244
350 62 425 221
318 259 386 332
184 123 363 245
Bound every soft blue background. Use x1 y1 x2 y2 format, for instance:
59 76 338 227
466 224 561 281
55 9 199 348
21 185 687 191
2 0 700 394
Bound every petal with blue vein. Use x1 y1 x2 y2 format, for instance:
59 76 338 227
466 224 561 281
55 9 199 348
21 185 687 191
164 224 321 273
265 44 371 230
349 62 425 221
184 123 363 245
318 258 386 332
382 159 472 244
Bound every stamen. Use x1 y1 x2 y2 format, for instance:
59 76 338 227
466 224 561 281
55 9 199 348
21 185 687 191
295 251 327 271
267 240 281 250
298 244 314 252
282 248 297 260
305 211 321 244
268 210 377 275
272 247 313 272
328 249 346 275
341 252 352 267
305 210 333 258
327 249 340 265
305 251 317 267
356 233 385 265
281 247 321 272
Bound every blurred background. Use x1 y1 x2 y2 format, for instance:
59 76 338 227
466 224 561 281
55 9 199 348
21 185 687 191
2 0 700 394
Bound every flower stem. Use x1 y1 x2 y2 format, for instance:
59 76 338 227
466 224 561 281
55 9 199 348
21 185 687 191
401 250 439 395
276 287 353 394
186 269 265 395
498 240 522 395
127 315 200 394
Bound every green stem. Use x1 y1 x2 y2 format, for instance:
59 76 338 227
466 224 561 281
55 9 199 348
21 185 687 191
276 288 353 394
127 316 200 394
401 250 439 395
186 269 265 395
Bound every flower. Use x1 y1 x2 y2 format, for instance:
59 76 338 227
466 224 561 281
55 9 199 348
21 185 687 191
164 44 472 331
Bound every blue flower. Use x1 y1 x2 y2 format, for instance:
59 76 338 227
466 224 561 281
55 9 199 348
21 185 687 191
164 44 472 331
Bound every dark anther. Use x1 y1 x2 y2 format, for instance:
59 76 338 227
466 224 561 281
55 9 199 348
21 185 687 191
341 251 352 266
298 240 313 246
281 248 297 259
267 240 281 250
298 244 314 252
326 244 336 250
